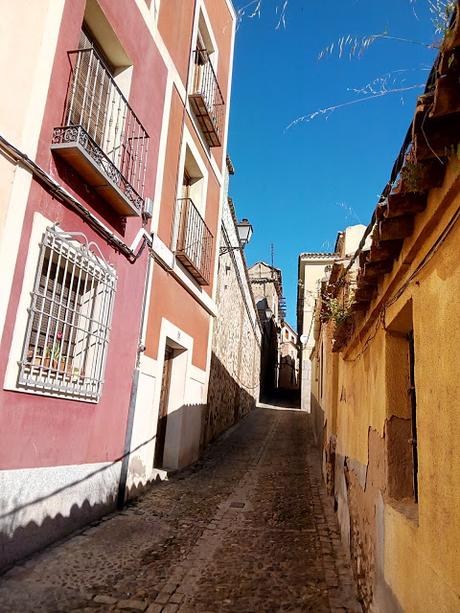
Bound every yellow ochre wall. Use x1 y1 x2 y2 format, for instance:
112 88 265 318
313 158 460 612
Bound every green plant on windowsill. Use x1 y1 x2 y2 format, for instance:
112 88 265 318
45 332 64 368
46 344 61 362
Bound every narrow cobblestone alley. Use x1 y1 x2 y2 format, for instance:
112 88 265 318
0 408 360 612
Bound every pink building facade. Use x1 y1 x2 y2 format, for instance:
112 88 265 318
0 0 167 568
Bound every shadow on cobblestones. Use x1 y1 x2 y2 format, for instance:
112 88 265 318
0 407 361 613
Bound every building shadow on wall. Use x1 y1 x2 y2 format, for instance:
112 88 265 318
203 351 258 449
278 355 299 391
310 392 325 448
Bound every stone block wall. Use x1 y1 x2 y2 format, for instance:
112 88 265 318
204 199 261 446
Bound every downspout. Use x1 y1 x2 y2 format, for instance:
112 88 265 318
117 232 154 508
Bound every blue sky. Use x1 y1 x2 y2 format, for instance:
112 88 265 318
228 0 439 326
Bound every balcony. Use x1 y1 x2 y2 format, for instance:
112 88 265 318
51 48 149 216
189 49 225 148
175 198 213 286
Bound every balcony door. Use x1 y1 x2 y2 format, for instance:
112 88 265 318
67 28 113 148
181 171 204 270
192 31 208 95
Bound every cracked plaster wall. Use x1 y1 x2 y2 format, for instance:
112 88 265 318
310 159 460 612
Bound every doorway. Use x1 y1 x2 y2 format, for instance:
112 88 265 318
154 345 174 468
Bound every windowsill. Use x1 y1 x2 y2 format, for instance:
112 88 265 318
385 496 419 525
3 384 99 403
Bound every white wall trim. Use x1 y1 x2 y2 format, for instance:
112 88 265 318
151 75 174 235
151 232 218 317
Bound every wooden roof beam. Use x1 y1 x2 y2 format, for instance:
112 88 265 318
386 192 426 218
369 239 402 262
364 259 394 279
378 216 414 241
354 285 376 302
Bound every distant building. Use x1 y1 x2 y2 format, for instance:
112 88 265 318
248 262 283 399
296 225 366 412
297 253 337 412
278 320 299 391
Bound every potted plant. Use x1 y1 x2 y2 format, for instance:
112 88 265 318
45 331 64 370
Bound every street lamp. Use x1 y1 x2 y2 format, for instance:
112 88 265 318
220 218 254 255
236 218 253 248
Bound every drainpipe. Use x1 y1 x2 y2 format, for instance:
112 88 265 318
116 242 155 507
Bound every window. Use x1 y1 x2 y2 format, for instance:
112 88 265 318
385 300 419 508
193 18 216 95
172 142 212 286
67 27 114 148
18 227 116 401
51 11 148 217
188 12 224 148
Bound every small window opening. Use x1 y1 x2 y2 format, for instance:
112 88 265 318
385 301 419 507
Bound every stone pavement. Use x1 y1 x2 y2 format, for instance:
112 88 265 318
0 407 361 612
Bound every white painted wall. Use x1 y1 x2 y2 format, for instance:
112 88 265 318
0 461 121 569
126 318 209 494
0 0 65 346
299 258 336 412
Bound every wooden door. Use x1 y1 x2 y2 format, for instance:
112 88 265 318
154 346 174 468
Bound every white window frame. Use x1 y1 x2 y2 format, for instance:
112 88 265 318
4 214 116 402
189 4 219 95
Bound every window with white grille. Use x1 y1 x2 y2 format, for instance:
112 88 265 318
18 227 116 401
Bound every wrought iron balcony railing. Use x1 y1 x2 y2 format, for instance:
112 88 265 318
51 48 149 216
189 49 225 148
175 198 213 286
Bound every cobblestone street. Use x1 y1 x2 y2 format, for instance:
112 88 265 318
0 407 360 612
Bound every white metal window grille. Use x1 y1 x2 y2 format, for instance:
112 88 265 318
18 227 117 401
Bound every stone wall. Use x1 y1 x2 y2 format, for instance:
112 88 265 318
204 199 261 446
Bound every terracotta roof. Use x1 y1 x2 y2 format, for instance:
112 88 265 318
331 4 460 349
299 252 337 259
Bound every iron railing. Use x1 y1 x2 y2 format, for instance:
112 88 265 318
52 48 149 213
189 48 225 148
175 198 213 285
